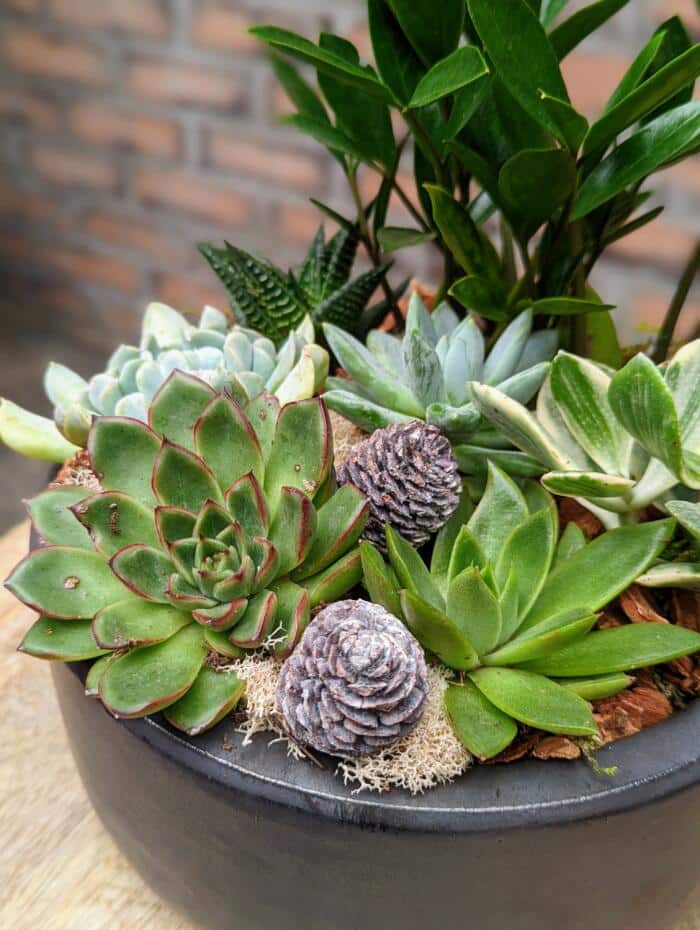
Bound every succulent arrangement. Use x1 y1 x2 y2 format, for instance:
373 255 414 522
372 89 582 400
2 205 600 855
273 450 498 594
0 304 328 461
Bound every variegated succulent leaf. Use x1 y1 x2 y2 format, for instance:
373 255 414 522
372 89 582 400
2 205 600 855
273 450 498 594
7 384 368 734
359 463 699 758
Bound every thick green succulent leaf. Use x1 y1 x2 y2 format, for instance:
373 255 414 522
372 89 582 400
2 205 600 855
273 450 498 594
293 485 368 580
403 328 445 409
26 486 92 549
152 440 223 512
244 391 280 463
483 311 534 386
299 547 363 608
525 623 700 676
0 398 79 463
99 623 206 718
202 628 246 659
194 393 264 490
72 491 159 557
192 599 248 631
154 506 196 548
445 680 518 759
359 541 402 618
484 609 597 666
470 667 597 736
454 445 546 479
7 546 127 619
446 526 487 585
229 589 278 648
467 462 529 565
608 353 683 478
85 653 118 695
400 590 479 671
89 417 160 507
557 672 633 700
192 500 231 539
430 489 474 588
554 522 587 567
664 339 700 449
323 390 414 432
269 580 310 657
386 525 444 611
447 567 502 655
167 574 218 610
164 667 246 735
19 615 109 661
224 472 269 538
109 544 174 603
524 519 675 628
93 599 191 649
542 471 636 499
148 371 215 449
268 487 317 576
550 0 630 61
550 352 633 475
636 562 700 590
408 44 489 108
44 362 87 410
494 507 556 624
666 501 700 543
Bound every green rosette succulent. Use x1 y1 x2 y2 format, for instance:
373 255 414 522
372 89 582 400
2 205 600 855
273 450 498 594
470 339 700 527
360 463 700 759
323 293 556 471
7 379 368 735
0 304 328 460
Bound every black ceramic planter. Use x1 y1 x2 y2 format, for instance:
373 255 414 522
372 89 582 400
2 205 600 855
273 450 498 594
51 657 700 930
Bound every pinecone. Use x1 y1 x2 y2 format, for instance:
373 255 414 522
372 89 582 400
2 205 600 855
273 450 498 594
277 600 429 757
337 421 461 552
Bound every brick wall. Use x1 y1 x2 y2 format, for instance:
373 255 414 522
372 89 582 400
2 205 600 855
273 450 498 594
0 0 698 355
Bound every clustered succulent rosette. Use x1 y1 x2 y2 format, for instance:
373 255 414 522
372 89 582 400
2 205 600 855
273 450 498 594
323 294 556 469
0 304 328 461
7 378 368 735
470 339 700 527
360 463 700 759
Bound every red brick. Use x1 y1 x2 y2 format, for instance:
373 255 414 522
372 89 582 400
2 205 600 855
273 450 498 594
609 221 696 273
42 248 140 292
657 0 700 38
85 212 189 264
135 169 252 226
561 53 631 115
30 145 118 191
0 183 55 221
154 274 227 314
0 30 108 85
207 133 323 191
68 102 180 157
0 89 57 131
277 202 333 245
631 294 699 341
192 4 259 53
47 0 169 37
126 60 243 109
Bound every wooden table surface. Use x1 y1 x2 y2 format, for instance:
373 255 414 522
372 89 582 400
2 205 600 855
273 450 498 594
2 518 700 930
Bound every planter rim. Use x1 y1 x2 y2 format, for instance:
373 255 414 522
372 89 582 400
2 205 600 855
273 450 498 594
65 659 700 833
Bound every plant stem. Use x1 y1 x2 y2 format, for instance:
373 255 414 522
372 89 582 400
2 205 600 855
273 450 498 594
568 218 588 354
402 110 446 187
389 175 432 232
651 239 700 363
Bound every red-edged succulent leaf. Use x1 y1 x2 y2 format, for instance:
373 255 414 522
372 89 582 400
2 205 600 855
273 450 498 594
71 491 159 557
224 472 269 538
152 439 224 512
248 536 280 591
298 547 363 608
268 486 317 575
203 628 247 658
154 506 196 547
89 416 160 507
25 486 92 549
7 546 128 619
85 653 118 695
165 537 198 585
19 615 109 660
211 554 256 601
194 393 264 490
99 623 206 718
270 580 310 657
109 544 174 603
193 499 233 539
229 588 278 648
165 573 217 609
192 598 248 630
164 666 246 735
93 599 191 649
292 484 368 581
148 371 216 449
244 390 280 463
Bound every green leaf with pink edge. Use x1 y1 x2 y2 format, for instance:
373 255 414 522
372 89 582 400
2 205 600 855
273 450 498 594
248 537 280 591
71 491 159 557
270 580 310 657
19 616 109 661
85 653 118 696
192 598 248 631
292 484 368 580
164 666 246 735
228 589 278 648
244 391 280 464
152 440 224 512
211 555 256 601
193 500 232 539
194 393 264 490
89 416 160 507
268 487 317 576
224 473 269 538
203 628 247 658
99 623 206 718
148 371 215 449
93 599 191 649
154 506 196 547
109 544 174 603
299 547 363 608
7 546 127 619
167 538 198 585
26 486 92 549
166 574 217 610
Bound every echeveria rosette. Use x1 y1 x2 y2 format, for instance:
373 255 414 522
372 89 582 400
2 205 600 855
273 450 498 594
360 463 700 759
470 339 700 528
7 375 368 735
322 293 556 476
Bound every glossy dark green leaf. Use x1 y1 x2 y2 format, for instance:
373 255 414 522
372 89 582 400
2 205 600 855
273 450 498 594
528 296 615 316
400 590 479 670
425 184 501 282
408 45 489 107
604 30 666 113
525 623 700 676
164 667 246 735
640 16 696 123
376 227 436 252
269 52 329 124
444 680 518 758
549 0 629 60
470 667 597 735
450 276 508 321
72 491 159 557
148 371 215 449
498 148 576 234
539 92 589 151
19 616 109 661
26 486 92 549
386 0 464 66
540 0 571 26
299 547 363 608
467 0 569 142
284 114 373 162
88 417 160 507
556 672 632 700
572 102 700 219
445 77 493 139
367 0 423 105
448 142 501 206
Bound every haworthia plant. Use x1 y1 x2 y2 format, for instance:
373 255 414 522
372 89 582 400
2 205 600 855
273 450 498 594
0 304 329 459
470 339 700 527
360 463 700 758
7 384 368 734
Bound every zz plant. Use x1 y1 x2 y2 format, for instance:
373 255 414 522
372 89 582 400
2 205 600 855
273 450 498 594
7 380 368 735
360 464 700 758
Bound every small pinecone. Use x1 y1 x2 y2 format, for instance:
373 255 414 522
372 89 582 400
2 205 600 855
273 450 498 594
277 600 428 757
337 421 461 552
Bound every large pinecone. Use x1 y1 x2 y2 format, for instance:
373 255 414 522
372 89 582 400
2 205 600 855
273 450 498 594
277 600 428 757
337 421 461 552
